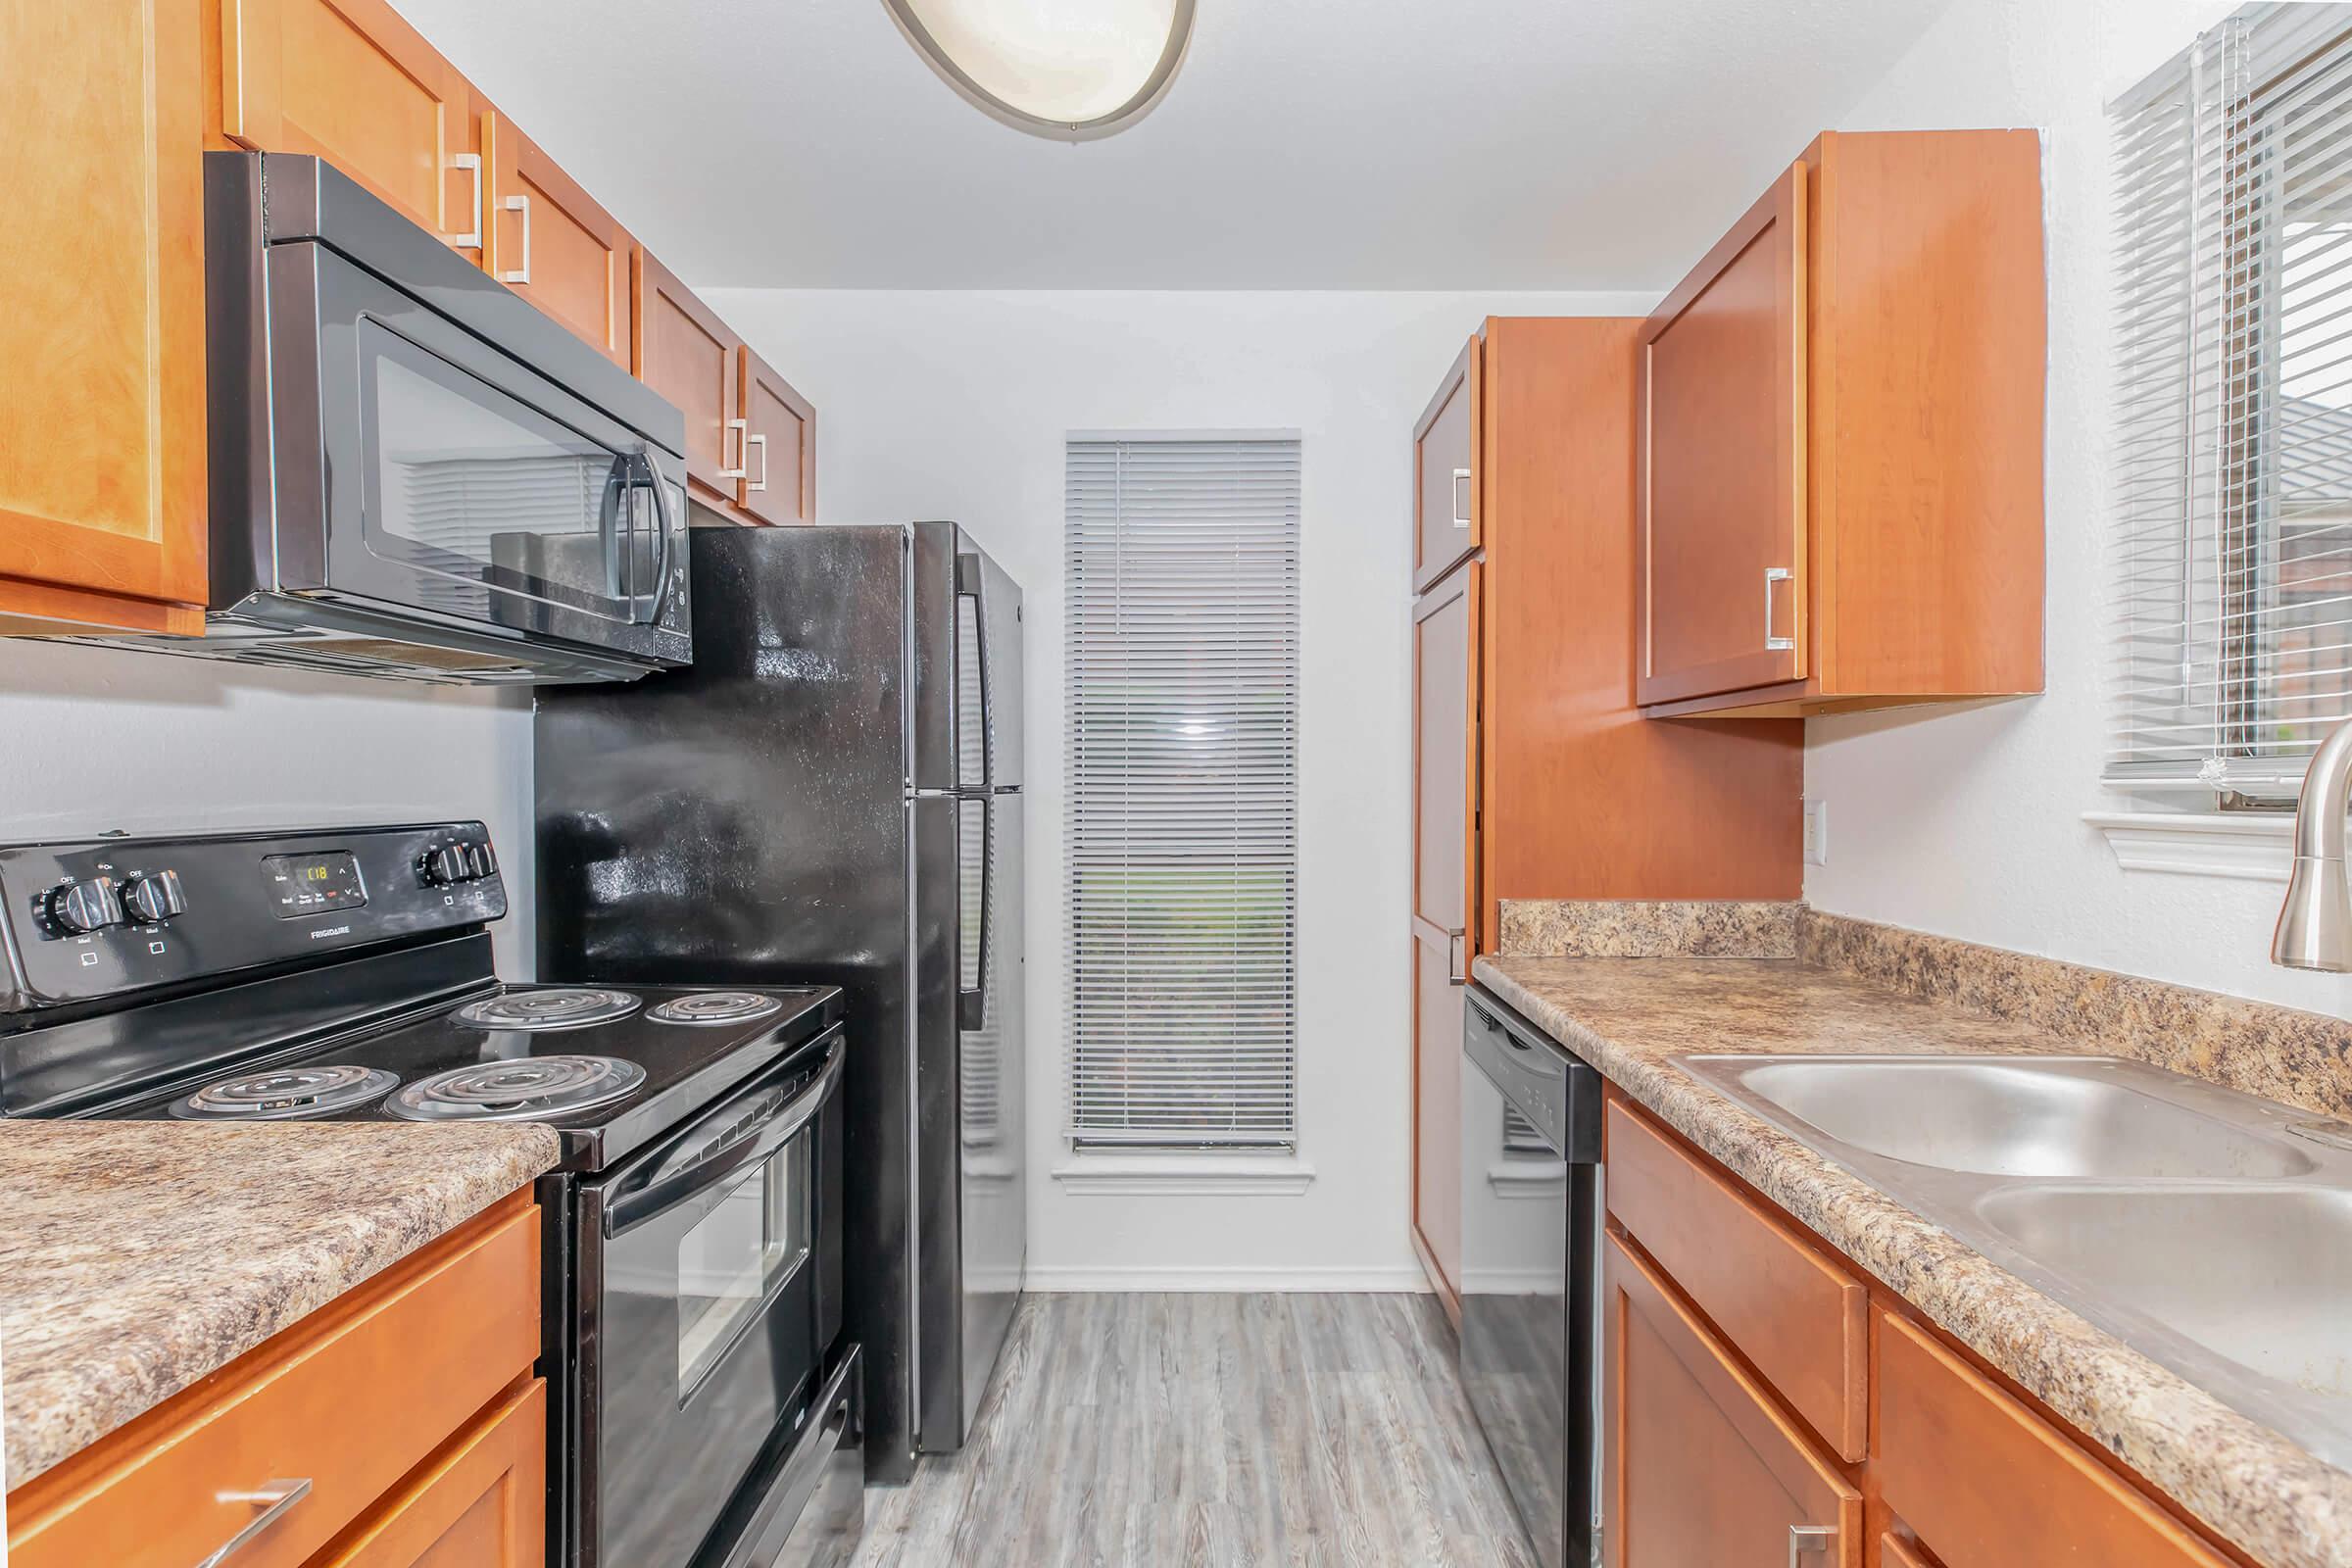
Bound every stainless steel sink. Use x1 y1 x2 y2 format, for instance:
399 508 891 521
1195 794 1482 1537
1977 1185 2352 1400
1674 1052 2352 1467
1706 1057 2316 1180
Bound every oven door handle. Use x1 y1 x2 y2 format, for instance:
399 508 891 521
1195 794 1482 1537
604 1035 844 1237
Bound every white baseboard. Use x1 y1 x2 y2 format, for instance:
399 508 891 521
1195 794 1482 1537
1022 1263 1432 1293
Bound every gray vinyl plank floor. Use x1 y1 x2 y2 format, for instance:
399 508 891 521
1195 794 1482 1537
852 1293 1542 1568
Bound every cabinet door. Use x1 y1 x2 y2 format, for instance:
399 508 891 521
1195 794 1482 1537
1603 1232 1859 1568
1638 161 1807 705
1410 563 1479 1305
483 112 632 368
1412 336 1482 595
738 349 815 525
313 1380 547 1568
0 0 208 634
1413 564 1478 945
635 250 743 504
220 0 480 254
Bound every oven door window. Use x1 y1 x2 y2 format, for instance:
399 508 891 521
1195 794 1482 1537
676 1134 812 1397
357 318 654 625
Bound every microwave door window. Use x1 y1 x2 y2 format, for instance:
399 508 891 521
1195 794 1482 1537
359 320 634 625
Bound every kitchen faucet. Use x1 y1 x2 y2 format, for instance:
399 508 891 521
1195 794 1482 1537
2275 718 2352 970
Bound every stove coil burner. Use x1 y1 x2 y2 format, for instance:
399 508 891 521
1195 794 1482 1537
384 1055 647 1122
171 1063 401 1120
647 992 785 1026
453 988 641 1031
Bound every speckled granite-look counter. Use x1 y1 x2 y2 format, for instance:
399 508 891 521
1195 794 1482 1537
0 1120 559 1491
1474 943 2352 1568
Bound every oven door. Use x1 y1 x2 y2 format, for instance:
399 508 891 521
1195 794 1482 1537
577 1030 845 1568
266 238 689 664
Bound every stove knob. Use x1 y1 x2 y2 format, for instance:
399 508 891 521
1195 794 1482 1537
121 869 186 924
48 876 124 934
423 847 469 886
468 842 498 879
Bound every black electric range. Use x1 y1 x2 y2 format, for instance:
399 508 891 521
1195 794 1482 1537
0 821 865 1568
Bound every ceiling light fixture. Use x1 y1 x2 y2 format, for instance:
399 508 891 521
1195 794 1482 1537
882 0 1197 140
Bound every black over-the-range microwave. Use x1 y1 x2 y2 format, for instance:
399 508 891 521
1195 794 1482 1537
71 151 692 685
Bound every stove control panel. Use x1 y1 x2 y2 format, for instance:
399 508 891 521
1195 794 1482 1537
0 822 507 1012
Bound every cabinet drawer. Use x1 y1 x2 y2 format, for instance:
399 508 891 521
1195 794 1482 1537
314 1377 546 1567
1875 1309 2233 1568
1603 1099 1866 1459
8 1198 540 1568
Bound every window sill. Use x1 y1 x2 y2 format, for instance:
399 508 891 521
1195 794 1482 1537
1051 1152 1317 1196
2083 810 2294 883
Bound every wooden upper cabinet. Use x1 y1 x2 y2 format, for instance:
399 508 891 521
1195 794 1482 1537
1604 1231 1861 1568
1639 163 1807 706
635 250 745 505
0 0 209 636
1639 130 2046 718
220 0 482 255
1412 337 1482 594
482 111 633 368
738 350 816 525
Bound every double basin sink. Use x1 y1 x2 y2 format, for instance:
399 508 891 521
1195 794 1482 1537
1675 1053 2352 1468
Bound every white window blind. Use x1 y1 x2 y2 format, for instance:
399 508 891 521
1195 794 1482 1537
1064 437 1300 1151
2111 4 2352 801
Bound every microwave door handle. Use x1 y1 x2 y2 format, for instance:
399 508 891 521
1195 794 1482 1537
604 1036 844 1236
634 447 677 625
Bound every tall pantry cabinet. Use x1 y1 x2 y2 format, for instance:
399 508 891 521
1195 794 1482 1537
1408 318 1801 1313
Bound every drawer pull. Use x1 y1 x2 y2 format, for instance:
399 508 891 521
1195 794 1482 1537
197 1477 312 1567
1788 1524 1834 1567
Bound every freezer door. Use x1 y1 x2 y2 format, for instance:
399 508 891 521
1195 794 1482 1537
957 538 1025 793
913 523 1023 795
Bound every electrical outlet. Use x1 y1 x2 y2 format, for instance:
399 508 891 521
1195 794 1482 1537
1802 798 1829 867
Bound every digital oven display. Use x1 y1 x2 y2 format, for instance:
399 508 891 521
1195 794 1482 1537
261 852 368 919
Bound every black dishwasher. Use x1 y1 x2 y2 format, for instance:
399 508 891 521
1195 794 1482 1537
1459 986 1604 1568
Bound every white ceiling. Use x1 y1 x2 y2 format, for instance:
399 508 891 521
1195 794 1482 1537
392 0 1954 290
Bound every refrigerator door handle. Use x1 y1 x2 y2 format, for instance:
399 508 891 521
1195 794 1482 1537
956 550 994 792
959 796 992 1033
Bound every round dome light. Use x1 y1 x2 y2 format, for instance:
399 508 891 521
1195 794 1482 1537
884 0 1197 139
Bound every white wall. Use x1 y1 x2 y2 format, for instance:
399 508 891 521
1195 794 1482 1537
0 642 536 972
705 288 1649 1288
1800 0 2352 1017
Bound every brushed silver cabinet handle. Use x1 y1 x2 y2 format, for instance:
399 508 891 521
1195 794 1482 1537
1447 927 1467 983
197 1477 313 1568
720 417 750 480
1451 467 1472 528
1764 566 1794 652
499 193 531 284
444 152 482 250
747 432 769 492
1788 1523 1834 1568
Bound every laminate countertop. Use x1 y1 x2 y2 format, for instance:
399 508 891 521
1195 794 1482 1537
0 1119 559 1491
1476 953 2352 1568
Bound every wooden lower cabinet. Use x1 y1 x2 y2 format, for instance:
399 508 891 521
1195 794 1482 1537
4 1191 544 1568
1604 1231 1860 1568
315 1379 546 1568
1601 1091 2245 1568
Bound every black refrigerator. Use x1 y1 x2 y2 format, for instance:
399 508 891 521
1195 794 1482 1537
534 521 1025 1483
